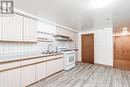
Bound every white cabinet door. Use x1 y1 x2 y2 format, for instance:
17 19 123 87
56 58 64 71
56 26 68 36
21 65 35 87
36 62 47 81
23 17 37 42
0 16 2 40
0 69 21 87
2 14 23 41
46 58 63 76
38 21 56 34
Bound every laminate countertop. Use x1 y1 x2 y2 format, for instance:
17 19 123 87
0 53 63 63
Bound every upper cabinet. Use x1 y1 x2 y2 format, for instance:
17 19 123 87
2 15 23 41
37 21 56 34
56 26 76 38
23 17 37 42
56 26 78 40
0 17 2 40
56 26 69 36
0 14 37 42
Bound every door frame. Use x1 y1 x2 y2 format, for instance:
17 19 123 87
81 33 94 64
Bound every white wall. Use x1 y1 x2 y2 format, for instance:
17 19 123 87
0 10 78 62
0 33 78 54
0 28 78 60
78 28 113 66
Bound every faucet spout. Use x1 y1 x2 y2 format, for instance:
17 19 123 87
47 44 53 52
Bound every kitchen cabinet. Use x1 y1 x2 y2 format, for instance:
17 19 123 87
46 58 63 76
36 62 47 81
38 21 56 34
23 17 37 42
56 26 69 36
21 65 36 87
0 16 2 40
0 68 21 87
56 26 78 45
0 55 63 87
56 58 64 71
0 14 37 42
2 14 23 41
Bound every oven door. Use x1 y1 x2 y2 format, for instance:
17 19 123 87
66 53 75 66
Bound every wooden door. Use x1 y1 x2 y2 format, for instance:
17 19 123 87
114 36 123 60
82 34 94 64
122 36 130 60
114 36 130 70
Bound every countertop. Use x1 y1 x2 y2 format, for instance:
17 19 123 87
0 53 63 63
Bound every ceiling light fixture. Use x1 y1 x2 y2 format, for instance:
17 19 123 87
90 0 112 9
122 27 128 36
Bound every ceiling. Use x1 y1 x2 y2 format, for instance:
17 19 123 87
15 0 130 31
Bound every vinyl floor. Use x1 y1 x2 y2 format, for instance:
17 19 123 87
28 63 130 87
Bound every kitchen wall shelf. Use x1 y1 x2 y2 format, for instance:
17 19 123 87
37 38 53 42
54 35 73 42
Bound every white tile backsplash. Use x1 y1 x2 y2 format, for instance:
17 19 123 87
0 33 77 57
0 28 79 65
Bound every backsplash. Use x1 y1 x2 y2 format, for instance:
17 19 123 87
0 33 77 56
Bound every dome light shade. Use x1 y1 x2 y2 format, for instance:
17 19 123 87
90 0 112 9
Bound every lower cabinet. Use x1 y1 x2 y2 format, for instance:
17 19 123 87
56 58 64 72
0 57 63 87
46 58 63 76
0 68 21 87
21 65 36 87
36 62 47 81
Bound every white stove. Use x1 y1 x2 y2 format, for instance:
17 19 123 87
58 47 76 70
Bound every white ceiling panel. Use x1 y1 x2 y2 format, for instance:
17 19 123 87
15 0 130 31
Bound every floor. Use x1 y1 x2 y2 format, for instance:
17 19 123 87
29 63 130 87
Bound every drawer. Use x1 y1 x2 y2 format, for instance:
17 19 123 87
21 55 63 66
21 57 46 66
45 55 63 61
0 62 21 71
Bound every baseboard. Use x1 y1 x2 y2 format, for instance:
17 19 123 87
94 63 113 67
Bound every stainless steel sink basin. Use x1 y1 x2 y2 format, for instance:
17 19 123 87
42 51 59 55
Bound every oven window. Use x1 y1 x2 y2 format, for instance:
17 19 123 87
69 55 74 63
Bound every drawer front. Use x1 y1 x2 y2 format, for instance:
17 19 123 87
46 58 63 76
0 62 21 71
21 55 63 66
21 57 46 66
45 55 63 61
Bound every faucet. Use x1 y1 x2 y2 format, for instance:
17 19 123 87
55 46 58 53
47 44 53 53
